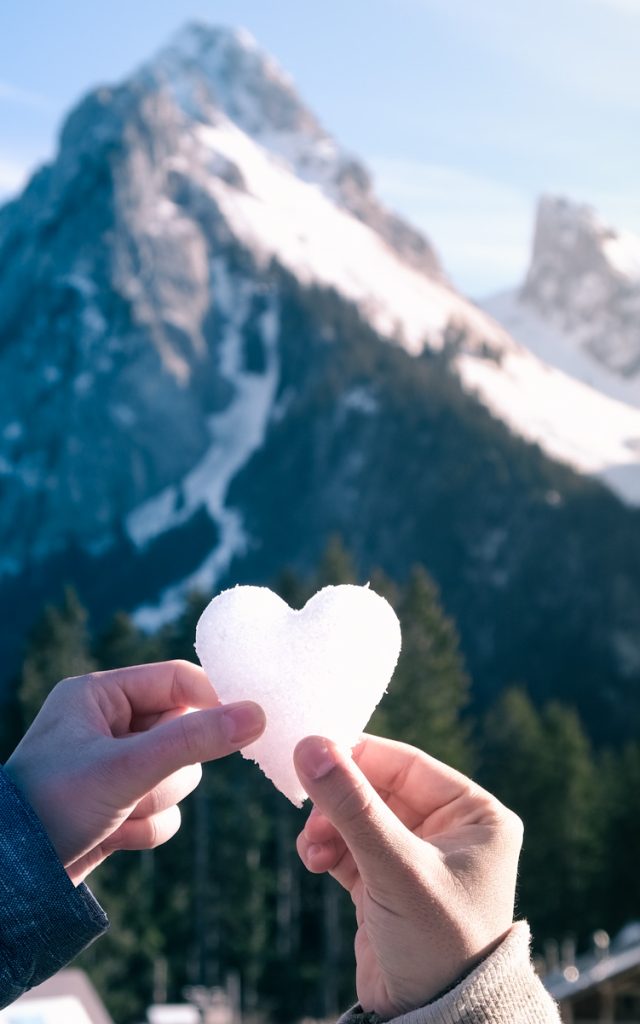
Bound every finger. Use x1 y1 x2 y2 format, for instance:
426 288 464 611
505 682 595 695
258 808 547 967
294 736 417 886
66 802 186 884
296 830 340 873
93 660 220 717
304 808 343 845
351 734 487 825
301 807 354 883
130 763 202 819
106 805 183 852
296 830 357 890
303 808 350 864
112 701 266 800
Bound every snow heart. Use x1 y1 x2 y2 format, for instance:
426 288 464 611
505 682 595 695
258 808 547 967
195 584 402 805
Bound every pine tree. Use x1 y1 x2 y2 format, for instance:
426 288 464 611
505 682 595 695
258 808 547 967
160 591 209 663
371 566 472 773
274 566 309 609
598 741 640 933
367 567 400 610
18 586 96 726
76 850 163 1023
94 610 164 670
314 534 358 588
479 688 604 943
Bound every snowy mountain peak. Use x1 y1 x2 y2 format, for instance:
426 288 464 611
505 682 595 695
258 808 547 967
134 22 444 280
526 195 640 291
517 195 640 377
171 22 263 58
143 21 311 139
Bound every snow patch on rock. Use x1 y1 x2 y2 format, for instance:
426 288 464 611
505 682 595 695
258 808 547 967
132 261 280 629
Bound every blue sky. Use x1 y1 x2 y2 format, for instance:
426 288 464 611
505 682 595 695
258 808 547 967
1 0 639 295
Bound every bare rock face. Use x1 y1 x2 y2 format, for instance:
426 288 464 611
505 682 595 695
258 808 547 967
0 22 448 578
0 83 224 571
521 195 640 376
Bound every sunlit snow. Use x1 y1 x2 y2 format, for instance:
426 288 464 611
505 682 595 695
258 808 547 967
184 115 640 505
483 291 640 409
132 261 280 630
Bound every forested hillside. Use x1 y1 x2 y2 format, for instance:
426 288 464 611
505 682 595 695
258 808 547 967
4 541 636 1023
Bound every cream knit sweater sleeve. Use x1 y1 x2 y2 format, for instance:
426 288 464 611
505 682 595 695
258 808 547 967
337 922 561 1024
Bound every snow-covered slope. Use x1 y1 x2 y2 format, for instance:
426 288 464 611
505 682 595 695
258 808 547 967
132 260 280 629
483 289 640 409
126 66 640 506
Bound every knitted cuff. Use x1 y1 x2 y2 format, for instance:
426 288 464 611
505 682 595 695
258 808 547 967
337 922 561 1024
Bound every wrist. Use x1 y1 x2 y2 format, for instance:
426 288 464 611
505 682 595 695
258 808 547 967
3 759 67 867
424 929 512 1006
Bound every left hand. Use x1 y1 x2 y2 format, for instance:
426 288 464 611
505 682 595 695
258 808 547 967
5 660 265 884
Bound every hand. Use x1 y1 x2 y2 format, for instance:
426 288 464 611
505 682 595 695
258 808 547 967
5 660 265 885
294 734 522 1020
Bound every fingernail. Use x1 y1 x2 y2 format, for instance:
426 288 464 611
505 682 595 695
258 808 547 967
296 737 337 780
222 703 265 744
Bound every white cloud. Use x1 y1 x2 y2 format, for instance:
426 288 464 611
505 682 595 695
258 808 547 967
368 157 532 296
0 80 54 111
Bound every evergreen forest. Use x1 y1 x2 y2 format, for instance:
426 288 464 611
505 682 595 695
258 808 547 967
2 539 637 1023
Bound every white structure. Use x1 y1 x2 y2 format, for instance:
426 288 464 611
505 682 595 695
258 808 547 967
0 969 112 1024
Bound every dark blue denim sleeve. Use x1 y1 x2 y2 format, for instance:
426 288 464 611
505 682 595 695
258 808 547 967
0 766 109 1008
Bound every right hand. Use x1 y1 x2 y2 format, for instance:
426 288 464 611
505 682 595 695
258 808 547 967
294 733 523 1019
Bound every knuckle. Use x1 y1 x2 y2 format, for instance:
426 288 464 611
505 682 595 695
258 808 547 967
504 808 525 845
489 798 524 847
145 787 161 817
178 713 205 764
472 785 508 821
169 660 194 705
170 659 193 672
146 817 159 848
79 671 103 692
55 675 84 699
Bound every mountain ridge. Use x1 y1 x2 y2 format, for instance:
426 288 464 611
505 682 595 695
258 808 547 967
136 21 446 282
2 24 640 741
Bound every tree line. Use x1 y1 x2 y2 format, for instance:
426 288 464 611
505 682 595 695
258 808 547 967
2 538 638 1022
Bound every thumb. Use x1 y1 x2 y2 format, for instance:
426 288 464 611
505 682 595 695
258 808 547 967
113 701 266 801
294 735 412 884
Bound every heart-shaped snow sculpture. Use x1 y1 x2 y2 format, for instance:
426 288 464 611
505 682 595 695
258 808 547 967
195 584 401 805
